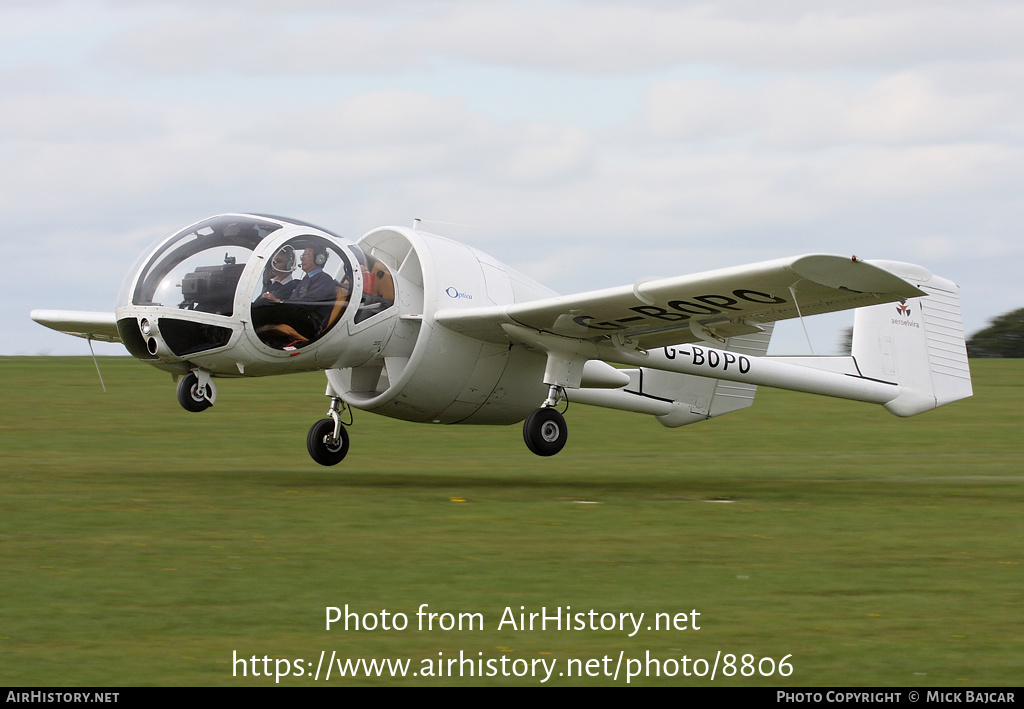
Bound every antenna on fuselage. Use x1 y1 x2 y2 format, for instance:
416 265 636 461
411 218 481 230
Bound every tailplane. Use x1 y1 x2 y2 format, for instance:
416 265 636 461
570 326 775 428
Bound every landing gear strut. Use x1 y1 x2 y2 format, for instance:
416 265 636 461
523 385 568 457
307 397 350 466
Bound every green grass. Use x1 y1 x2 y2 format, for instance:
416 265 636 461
1 357 1021 685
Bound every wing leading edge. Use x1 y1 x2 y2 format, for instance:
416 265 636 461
436 254 925 350
30 310 121 343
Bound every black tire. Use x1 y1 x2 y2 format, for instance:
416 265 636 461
523 408 568 457
177 372 212 412
307 418 349 466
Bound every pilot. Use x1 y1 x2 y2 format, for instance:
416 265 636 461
291 247 337 303
259 246 297 300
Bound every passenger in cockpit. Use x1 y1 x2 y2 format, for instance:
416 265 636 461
259 245 298 301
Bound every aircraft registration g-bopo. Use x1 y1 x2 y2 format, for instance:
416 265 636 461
32 214 972 465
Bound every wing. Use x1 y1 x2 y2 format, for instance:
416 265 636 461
30 310 121 343
436 254 925 350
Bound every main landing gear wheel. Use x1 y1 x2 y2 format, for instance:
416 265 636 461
177 372 213 412
523 408 568 457
307 418 350 466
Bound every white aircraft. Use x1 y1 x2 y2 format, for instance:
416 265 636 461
32 213 972 465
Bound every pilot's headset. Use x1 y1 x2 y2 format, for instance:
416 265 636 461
272 245 296 274
313 249 328 268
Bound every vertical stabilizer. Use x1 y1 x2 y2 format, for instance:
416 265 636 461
854 261 972 416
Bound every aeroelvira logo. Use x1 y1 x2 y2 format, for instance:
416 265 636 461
445 287 473 300
892 300 920 328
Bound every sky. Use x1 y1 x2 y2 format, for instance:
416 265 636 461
3 0 1022 357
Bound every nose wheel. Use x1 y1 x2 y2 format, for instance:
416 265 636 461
177 371 216 412
523 407 568 457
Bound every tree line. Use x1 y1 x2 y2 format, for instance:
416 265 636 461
966 307 1024 358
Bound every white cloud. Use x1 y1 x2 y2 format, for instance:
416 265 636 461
85 2 1024 78
0 94 165 143
642 73 1012 148
3 0 1024 353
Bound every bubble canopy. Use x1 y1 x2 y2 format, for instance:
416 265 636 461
115 214 396 357
119 215 284 315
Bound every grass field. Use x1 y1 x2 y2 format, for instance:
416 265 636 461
1 356 1021 686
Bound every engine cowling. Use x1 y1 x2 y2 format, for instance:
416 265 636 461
325 227 554 425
